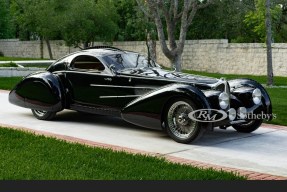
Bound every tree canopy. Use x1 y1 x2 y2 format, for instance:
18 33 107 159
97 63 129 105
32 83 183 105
0 0 14 39
9 0 119 47
0 0 286 43
244 0 285 42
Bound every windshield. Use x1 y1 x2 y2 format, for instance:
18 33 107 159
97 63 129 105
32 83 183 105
103 52 159 71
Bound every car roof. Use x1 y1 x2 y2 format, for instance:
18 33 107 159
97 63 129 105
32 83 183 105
82 49 123 56
80 47 138 57
53 47 139 64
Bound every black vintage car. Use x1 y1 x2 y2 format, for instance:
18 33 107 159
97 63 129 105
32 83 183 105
9 46 272 143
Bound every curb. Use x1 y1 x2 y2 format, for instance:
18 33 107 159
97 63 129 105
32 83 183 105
0 122 286 180
261 123 287 131
0 90 10 93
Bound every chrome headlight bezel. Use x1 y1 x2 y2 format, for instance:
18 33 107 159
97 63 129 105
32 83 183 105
252 88 262 105
228 108 236 121
219 92 229 109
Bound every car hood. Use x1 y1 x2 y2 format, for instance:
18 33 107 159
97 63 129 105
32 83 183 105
117 67 219 85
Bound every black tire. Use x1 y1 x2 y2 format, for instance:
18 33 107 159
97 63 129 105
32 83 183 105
164 98 204 144
31 109 56 120
232 119 263 133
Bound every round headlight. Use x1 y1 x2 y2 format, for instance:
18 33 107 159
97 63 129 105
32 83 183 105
219 92 229 109
252 88 262 105
228 108 236 121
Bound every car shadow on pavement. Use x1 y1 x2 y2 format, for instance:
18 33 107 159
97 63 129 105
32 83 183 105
21 109 268 146
55 110 264 145
54 110 162 132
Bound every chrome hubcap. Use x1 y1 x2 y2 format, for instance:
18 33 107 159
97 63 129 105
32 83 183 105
177 113 189 125
33 110 47 117
167 101 197 139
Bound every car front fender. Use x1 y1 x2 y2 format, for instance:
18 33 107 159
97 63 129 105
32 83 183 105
121 83 212 130
228 78 272 121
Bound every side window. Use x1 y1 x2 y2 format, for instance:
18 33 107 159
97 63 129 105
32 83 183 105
53 61 67 71
70 55 105 71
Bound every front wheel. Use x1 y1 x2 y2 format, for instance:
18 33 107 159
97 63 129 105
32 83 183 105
31 109 56 120
164 98 204 144
232 119 263 133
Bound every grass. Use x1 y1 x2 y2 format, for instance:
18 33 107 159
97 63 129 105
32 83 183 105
0 127 244 180
266 88 287 126
0 56 45 61
0 77 22 90
0 62 49 68
21 64 49 68
0 62 18 67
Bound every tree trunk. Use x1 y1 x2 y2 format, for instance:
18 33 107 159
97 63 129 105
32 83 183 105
146 32 157 62
83 42 89 49
137 0 213 73
45 38 53 59
170 54 182 72
149 40 156 62
40 37 43 59
266 0 273 86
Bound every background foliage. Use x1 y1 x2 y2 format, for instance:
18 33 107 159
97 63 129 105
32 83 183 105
0 0 286 44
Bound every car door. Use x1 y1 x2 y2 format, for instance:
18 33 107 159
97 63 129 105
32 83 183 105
112 74 166 108
64 54 119 114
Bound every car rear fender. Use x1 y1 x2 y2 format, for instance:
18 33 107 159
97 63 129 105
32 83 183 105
121 84 211 130
9 71 65 112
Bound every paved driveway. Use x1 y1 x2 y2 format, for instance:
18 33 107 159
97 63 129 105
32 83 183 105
1 91 287 177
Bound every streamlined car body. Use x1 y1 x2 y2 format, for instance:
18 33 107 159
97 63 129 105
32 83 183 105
9 46 272 143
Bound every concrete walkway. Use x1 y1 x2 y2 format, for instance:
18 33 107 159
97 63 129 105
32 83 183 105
0 90 286 179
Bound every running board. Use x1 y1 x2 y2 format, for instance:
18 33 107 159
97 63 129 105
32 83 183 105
70 104 120 117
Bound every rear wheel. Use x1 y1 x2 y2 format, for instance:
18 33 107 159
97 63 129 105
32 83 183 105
31 109 56 120
164 98 204 144
232 119 263 133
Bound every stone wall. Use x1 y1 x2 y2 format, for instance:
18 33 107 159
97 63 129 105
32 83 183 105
0 39 286 76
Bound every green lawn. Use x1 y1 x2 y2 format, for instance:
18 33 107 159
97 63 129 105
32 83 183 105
0 62 18 67
21 64 49 68
0 63 49 68
266 88 287 126
0 77 22 90
0 127 244 180
0 56 44 61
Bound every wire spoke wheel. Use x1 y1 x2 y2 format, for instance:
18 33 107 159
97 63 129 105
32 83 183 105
165 98 204 143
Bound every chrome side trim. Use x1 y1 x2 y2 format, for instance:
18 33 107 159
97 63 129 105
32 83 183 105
118 74 218 85
62 70 114 77
90 84 155 89
99 95 141 98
